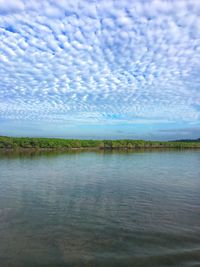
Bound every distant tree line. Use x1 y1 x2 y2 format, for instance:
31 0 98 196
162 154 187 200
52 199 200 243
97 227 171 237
172 138 200 142
0 136 200 150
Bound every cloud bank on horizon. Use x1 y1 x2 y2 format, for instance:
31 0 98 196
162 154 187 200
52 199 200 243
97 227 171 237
0 0 200 139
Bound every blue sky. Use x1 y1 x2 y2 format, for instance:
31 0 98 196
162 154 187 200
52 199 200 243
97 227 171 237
0 0 200 140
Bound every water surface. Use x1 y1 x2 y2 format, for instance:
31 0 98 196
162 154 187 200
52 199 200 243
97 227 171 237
0 150 200 267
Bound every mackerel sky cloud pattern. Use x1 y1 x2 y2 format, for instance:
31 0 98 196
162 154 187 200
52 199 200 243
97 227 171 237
0 0 200 139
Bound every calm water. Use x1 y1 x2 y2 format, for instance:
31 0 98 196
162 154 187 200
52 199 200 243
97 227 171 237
0 150 200 267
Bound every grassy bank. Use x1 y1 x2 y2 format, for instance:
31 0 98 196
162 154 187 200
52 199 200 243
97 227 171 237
0 136 200 150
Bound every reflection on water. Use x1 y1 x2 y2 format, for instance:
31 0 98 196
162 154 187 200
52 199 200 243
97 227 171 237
0 150 200 267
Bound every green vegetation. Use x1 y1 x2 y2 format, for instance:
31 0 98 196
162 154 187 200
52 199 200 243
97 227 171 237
0 136 200 150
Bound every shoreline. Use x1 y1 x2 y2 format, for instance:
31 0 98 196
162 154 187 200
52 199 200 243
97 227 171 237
1 136 200 151
1 146 200 152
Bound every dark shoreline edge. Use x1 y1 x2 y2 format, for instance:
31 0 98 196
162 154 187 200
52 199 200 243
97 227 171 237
1 147 200 152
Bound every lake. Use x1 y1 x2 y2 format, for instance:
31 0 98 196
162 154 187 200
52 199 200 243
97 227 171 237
0 150 200 267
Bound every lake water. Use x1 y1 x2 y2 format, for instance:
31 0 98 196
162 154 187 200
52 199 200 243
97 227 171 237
0 150 200 267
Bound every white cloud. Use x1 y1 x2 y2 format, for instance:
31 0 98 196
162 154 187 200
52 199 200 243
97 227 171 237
0 0 200 128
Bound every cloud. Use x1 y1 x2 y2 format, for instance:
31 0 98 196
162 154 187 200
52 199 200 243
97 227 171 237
0 0 24 14
0 0 200 137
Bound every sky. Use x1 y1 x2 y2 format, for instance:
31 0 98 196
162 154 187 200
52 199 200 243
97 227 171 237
0 0 200 140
